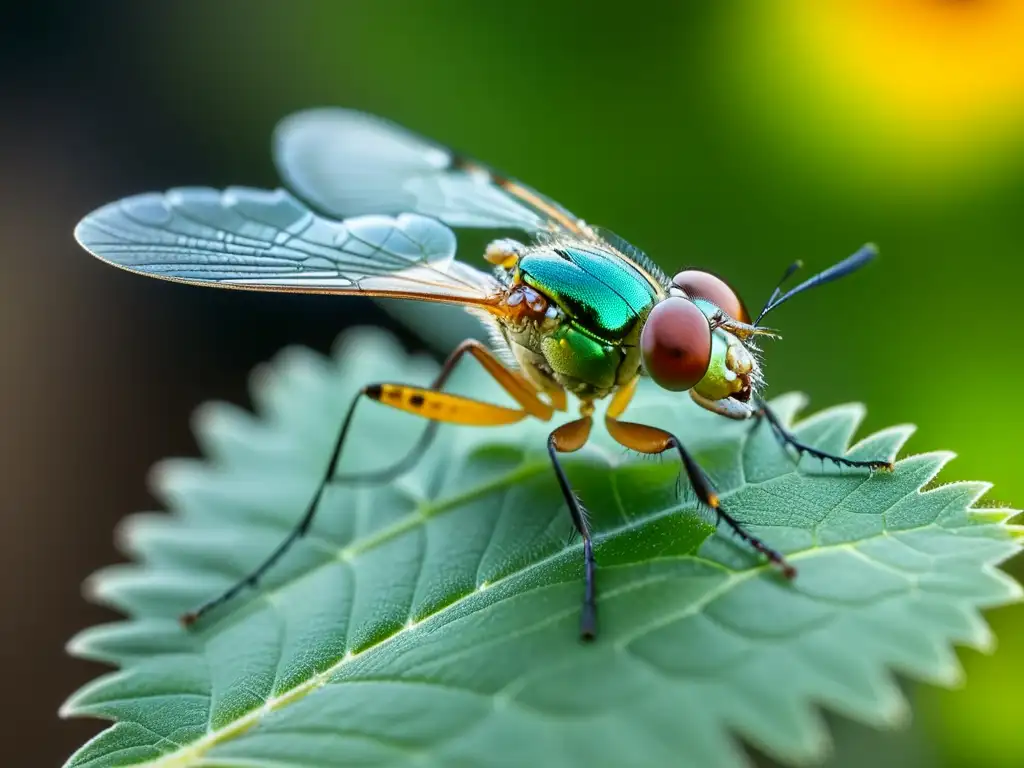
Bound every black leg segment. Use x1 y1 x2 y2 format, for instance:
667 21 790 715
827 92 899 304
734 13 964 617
667 434 796 579
181 338 555 627
181 385 373 626
547 416 597 640
757 401 894 472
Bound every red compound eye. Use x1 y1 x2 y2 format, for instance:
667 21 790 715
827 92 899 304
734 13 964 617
640 297 712 392
672 270 750 323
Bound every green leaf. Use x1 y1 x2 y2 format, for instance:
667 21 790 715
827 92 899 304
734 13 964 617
64 328 1022 768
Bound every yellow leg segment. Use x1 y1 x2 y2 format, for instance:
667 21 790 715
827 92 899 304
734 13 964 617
551 415 593 452
362 339 561 427
605 417 677 456
606 376 639 419
366 384 528 426
449 339 558 419
183 341 549 628
547 386 568 413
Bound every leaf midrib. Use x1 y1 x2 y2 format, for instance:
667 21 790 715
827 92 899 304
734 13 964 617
243 451 707 633
137 450 943 768
144 515 956 768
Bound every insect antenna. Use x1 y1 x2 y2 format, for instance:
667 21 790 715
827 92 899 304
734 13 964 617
758 259 803 320
754 243 877 326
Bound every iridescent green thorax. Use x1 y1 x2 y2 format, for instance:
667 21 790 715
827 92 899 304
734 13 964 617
518 246 659 341
504 244 662 397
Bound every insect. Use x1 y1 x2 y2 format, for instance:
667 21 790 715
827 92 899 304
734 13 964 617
75 108 892 640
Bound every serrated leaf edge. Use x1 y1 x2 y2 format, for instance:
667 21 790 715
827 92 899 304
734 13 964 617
63 444 1021 768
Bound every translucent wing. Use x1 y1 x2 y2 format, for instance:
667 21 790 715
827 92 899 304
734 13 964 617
274 108 586 235
74 186 504 308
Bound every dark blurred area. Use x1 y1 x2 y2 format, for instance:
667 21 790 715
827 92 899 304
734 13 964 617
1 2 1022 766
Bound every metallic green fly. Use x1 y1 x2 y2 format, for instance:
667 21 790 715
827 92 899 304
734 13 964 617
74 108 891 640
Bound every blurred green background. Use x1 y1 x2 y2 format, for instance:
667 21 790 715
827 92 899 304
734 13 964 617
2 1 1022 765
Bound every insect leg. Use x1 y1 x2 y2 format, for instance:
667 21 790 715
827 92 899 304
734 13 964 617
547 416 596 640
336 340 560 485
183 353 553 627
756 400 893 472
607 376 639 419
181 386 370 626
690 390 894 471
604 412 796 579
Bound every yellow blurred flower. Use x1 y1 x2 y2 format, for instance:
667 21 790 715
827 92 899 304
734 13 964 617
719 0 1024 195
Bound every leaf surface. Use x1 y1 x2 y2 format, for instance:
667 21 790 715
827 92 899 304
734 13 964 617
64 329 1022 768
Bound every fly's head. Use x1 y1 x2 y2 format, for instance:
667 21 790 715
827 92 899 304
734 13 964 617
640 270 763 418
640 245 880 419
